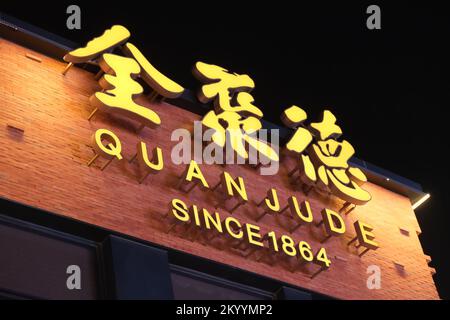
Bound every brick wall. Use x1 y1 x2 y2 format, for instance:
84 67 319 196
0 38 439 299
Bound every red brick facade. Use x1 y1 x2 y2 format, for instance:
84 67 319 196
0 39 439 299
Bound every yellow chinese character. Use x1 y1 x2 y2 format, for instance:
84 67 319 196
90 53 161 127
193 62 278 163
123 43 184 99
63 25 184 128
282 106 371 205
63 25 130 63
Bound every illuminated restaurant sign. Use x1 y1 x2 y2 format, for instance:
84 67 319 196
62 25 379 278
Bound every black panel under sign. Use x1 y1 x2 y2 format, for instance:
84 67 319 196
0 215 101 299
105 235 174 299
276 286 312 300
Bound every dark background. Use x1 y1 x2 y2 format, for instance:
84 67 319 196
2 1 449 299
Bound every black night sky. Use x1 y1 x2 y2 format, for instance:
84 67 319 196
2 1 450 299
